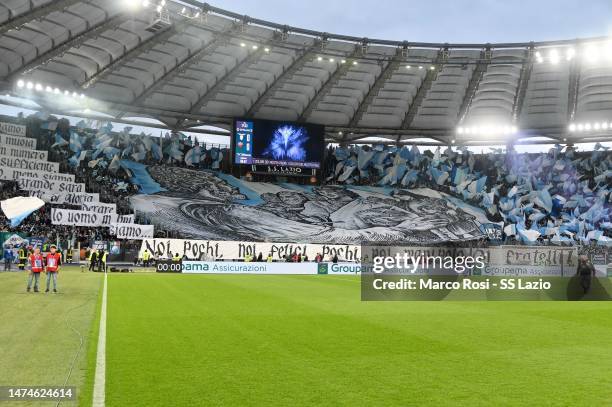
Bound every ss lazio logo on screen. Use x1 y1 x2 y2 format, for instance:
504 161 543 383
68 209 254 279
263 125 308 161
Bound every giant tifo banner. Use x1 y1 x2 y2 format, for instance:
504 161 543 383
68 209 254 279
140 238 360 261
129 166 490 244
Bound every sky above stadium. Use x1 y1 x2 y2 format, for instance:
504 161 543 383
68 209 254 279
209 0 612 43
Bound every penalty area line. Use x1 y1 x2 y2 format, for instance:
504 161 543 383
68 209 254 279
92 271 108 407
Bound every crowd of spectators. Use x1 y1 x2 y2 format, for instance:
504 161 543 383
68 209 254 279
1 112 610 248
325 143 611 245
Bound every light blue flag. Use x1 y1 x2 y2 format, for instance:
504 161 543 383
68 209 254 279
51 133 68 149
185 146 202 166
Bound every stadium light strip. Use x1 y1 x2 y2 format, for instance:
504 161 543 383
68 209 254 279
534 42 612 65
457 125 518 136
568 121 612 133
16 79 85 99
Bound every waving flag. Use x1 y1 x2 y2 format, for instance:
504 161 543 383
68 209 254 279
1 197 45 227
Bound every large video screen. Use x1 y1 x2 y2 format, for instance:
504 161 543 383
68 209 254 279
233 119 325 169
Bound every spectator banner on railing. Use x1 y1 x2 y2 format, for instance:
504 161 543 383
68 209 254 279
30 190 99 205
52 208 106 226
16 177 85 194
118 214 135 223
0 154 59 172
139 238 361 262
480 246 579 277
110 223 154 239
81 202 116 215
181 261 318 275
51 208 136 227
0 133 36 149
0 122 27 137
0 145 47 160
0 167 75 183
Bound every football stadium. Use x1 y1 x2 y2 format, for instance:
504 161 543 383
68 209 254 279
0 0 611 405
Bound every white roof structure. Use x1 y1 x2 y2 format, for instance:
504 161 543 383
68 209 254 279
1 0 612 146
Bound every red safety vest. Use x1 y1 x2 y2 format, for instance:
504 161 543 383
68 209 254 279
29 254 44 273
45 253 61 272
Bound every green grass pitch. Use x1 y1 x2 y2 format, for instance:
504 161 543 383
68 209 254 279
2 268 612 406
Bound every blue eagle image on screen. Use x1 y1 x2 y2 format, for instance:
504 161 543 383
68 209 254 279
262 125 308 162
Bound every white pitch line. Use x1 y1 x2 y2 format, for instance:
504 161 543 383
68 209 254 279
92 271 108 407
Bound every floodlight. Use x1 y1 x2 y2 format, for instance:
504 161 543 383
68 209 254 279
142 0 149 7
156 5 162 12
406 65 411 69
317 56 323 61
585 44 599 63
35 83 42 91
566 48 575 61
26 82 34 90
45 86 53 92
549 49 559 65
17 80 24 88
457 127 464 134
584 123 592 131
594 122 601 130
577 124 584 132
568 124 576 132
603 122 609 130
54 88 60 94
418 66 423 70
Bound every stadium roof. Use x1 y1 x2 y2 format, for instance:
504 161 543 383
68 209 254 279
1 0 612 146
